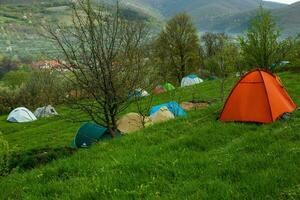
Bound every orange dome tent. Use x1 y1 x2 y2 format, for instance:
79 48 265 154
219 69 297 123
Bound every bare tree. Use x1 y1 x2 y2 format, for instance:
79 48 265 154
46 0 149 136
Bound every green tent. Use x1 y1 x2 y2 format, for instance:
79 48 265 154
205 76 217 81
72 122 108 148
163 83 175 91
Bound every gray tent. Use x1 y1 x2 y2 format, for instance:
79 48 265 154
34 105 58 118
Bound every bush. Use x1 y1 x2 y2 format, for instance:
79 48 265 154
20 69 68 107
0 69 69 114
1 69 30 89
0 133 11 176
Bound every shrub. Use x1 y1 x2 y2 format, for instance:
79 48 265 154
20 69 68 106
0 69 69 114
0 133 11 176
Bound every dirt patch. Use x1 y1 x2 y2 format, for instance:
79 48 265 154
181 101 210 111
277 66 300 73
6 147 76 173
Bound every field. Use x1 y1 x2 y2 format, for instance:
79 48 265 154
0 71 299 199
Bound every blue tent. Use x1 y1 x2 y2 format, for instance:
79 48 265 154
187 74 199 79
150 101 187 117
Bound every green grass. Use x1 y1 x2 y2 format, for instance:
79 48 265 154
0 72 300 199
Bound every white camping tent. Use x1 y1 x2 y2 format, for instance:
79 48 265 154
134 89 149 97
34 105 58 118
7 107 37 123
181 74 203 87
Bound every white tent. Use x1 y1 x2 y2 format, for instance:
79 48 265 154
181 74 203 87
7 107 37 123
34 105 58 118
135 89 149 97
141 90 149 97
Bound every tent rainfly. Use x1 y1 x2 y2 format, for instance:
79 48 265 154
219 69 297 123
7 107 37 123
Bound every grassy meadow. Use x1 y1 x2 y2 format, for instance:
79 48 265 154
0 71 299 199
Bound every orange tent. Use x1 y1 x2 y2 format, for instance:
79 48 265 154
219 69 297 123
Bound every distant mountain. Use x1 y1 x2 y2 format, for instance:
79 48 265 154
204 2 300 37
120 0 299 37
116 0 300 36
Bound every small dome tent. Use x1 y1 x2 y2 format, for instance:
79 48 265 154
131 89 149 97
7 107 37 123
73 122 108 148
219 69 297 123
150 106 175 123
117 113 152 134
34 105 58 118
181 74 203 87
163 83 175 91
150 101 187 117
153 85 166 94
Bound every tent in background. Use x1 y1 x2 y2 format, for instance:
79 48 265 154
133 89 149 97
150 106 175 123
153 85 166 94
181 74 203 87
163 83 175 91
150 101 187 117
7 107 37 123
34 105 58 118
219 69 297 123
117 113 152 134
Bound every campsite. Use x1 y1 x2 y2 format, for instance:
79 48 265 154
1 0 300 199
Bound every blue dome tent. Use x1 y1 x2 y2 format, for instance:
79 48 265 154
150 101 187 117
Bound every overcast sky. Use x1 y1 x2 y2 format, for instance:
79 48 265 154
265 0 299 4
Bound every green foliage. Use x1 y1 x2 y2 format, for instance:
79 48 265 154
21 69 68 106
239 7 290 71
203 33 242 76
0 56 19 78
1 69 30 89
0 133 10 176
154 13 200 83
0 69 68 114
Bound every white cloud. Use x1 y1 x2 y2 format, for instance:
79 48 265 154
264 0 299 4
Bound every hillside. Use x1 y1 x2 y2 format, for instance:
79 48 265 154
202 2 300 37
121 0 300 37
0 71 300 199
121 0 285 18
0 0 157 60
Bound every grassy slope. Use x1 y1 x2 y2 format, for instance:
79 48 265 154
0 72 300 199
